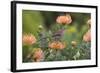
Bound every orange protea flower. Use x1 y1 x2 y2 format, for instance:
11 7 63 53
56 14 72 24
83 29 91 42
33 48 44 62
22 34 37 45
49 41 66 50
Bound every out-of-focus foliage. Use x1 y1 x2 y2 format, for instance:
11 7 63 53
22 10 91 62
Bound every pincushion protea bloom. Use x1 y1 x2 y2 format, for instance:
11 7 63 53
22 34 37 45
33 48 44 62
49 41 66 50
83 29 91 42
56 14 72 24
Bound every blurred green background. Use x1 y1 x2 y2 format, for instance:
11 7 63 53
22 10 90 42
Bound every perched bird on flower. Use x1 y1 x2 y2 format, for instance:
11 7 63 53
53 29 65 36
83 29 91 42
52 29 65 41
22 34 37 45
56 14 72 24
32 48 44 62
49 41 66 50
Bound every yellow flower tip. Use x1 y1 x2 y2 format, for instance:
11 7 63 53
56 14 72 24
22 34 37 45
87 19 91 28
49 41 66 50
71 41 77 47
38 25 43 30
87 19 91 25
